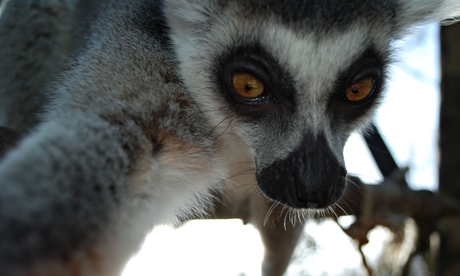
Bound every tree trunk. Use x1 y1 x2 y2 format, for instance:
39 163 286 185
438 22 460 275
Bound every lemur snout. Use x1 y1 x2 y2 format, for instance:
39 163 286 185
256 133 346 209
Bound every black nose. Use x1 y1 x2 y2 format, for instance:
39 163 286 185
255 133 347 209
295 166 347 208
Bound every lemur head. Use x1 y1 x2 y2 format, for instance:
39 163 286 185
163 0 460 209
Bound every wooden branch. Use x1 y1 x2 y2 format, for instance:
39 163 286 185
331 169 460 223
338 171 460 247
329 170 460 275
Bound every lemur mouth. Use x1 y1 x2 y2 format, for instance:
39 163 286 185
255 134 347 209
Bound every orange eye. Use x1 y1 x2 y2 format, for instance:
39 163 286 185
232 72 265 99
345 77 375 102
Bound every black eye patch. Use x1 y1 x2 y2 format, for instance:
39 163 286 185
215 44 297 119
328 48 386 122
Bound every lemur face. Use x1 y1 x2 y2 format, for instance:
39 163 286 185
210 34 387 209
164 0 460 209
165 1 390 209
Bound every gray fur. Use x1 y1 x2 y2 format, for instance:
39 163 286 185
0 0 76 131
0 0 459 274
0 0 100 131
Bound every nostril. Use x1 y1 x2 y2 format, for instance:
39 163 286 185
297 190 330 208
296 190 308 204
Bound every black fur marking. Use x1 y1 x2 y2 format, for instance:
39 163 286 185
226 0 399 34
328 48 387 124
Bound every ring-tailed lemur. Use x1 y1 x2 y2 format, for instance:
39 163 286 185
0 0 459 275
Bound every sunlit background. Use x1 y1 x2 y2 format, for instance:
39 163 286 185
122 23 440 276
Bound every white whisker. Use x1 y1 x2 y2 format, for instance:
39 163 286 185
334 203 349 217
264 201 281 226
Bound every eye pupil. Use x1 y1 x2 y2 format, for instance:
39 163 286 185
345 77 375 102
232 72 265 99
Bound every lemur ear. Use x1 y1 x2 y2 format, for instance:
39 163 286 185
438 0 460 25
400 0 460 26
